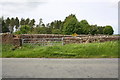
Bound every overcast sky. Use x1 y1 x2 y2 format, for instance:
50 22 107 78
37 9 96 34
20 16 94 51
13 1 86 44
0 0 119 34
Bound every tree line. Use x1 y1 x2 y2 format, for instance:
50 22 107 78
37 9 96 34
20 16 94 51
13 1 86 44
1 14 114 35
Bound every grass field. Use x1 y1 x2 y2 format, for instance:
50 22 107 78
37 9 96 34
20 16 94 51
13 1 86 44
2 41 119 58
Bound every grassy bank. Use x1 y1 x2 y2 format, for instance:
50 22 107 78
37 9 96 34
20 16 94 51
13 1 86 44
2 41 119 58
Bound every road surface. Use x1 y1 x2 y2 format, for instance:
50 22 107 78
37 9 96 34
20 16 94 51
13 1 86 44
2 58 118 78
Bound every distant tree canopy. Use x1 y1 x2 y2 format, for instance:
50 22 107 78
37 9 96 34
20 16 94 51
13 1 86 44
1 14 114 35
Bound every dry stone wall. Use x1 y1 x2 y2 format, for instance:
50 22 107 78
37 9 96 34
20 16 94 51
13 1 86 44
2 33 22 46
2 34 120 46
2 33 14 44
63 36 119 44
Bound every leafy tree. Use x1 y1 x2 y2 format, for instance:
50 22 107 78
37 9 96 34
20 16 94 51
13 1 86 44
79 20 90 34
74 22 82 34
33 26 52 34
103 25 114 35
15 25 30 34
33 27 47 34
59 21 64 32
97 26 105 34
46 27 52 34
49 20 63 34
53 20 62 29
52 29 61 34
89 25 98 35
63 14 79 35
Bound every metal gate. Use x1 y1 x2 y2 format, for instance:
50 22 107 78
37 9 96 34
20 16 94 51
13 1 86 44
22 38 63 46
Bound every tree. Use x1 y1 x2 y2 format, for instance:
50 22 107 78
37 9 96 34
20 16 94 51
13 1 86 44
74 22 82 34
46 23 50 28
52 20 62 29
10 18 15 33
6 17 10 28
2 20 9 33
0 17 2 23
63 14 79 35
39 18 43 26
42 24 45 27
15 25 31 34
0 17 2 33
50 22 54 29
33 27 47 34
1 16 114 35
25 18 30 25
20 18 25 26
46 27 52 34
29 19 35 31
48 20 63 34
52 29 61 34
89 25 98 35
15 17 19 31
79 20 90 34
97 26 105 34
103 25 114 35
36 25 39 27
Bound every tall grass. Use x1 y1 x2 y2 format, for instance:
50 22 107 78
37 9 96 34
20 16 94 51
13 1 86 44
2 41 119 58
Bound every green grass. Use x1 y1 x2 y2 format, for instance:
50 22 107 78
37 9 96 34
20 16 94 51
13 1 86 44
2 41 119 58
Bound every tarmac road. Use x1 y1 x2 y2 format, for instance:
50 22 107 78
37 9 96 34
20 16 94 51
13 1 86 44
2 58 118 78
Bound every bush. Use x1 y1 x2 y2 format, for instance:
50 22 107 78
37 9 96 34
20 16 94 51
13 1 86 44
15 25 31 34
52 29 61 34
103 25 114 35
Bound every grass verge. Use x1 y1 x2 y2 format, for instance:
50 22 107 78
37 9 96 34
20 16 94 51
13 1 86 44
2 41 119 58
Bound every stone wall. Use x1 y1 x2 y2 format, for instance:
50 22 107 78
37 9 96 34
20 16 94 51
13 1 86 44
63 36 120 44
2 33 14 44
2 33 22 46
20 34 88 39
2 34 120 46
